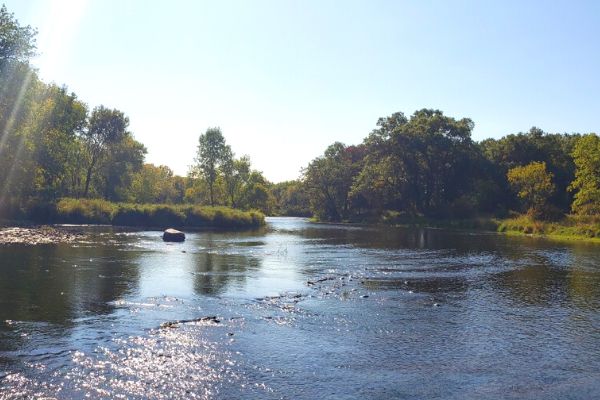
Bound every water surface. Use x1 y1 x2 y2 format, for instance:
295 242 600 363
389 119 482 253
1 217 600 399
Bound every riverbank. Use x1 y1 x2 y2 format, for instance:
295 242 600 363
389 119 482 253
496 214 600 243
0 226 86 245
4 198 265 230
318 211 600 243
401 214 600 243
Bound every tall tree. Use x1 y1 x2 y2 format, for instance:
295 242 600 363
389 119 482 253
129 164 183 204
82 106 129 197
221 152 250 208
349 109 480 217
0 4 36 67
480 127 579 211
97 135 146 201
34 85 87 199
304 142 365 221
195 127 228 206
507 161 556 218
569 134 600 215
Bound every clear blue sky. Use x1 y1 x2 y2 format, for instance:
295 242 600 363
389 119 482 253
4 0 600 182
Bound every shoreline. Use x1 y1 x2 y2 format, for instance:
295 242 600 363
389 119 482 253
309 215 600 244
0 226 87 245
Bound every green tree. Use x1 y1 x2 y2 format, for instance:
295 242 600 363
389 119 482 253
0 4 36 67
238 170 274 213
304 142 365 221
82 106 129 197
195 127 228 206
271 180 310 216
507 161 555 217
97 135 146 201
569 134 600 215
34 85 87 199
129 164 182 203
350 109 480 217
480 127 579 211
221 153 251 208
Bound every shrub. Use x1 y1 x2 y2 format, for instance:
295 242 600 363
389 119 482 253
55 198 115 224
50 199 265 229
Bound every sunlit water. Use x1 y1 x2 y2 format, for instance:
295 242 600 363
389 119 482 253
1 217 600 399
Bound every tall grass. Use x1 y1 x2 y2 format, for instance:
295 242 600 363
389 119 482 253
28 198 265 229
498 214 600 239
379 209 600 241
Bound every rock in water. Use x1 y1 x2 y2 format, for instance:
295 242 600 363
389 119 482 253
163 228 185 242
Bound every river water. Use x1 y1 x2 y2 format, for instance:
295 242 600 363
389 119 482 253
1 217 600 399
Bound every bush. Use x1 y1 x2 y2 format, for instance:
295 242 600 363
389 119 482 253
55 198 115 224
497 213 600 240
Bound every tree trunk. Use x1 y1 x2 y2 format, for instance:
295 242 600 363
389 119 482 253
83 157 97 198
209 181 214 206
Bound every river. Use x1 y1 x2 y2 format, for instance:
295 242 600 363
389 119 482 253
1 217 600 399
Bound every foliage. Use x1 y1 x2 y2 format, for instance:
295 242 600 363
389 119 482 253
188 128 274 213
82 106 146 198
271 180 311 217
194 127 228 206
569 134 600 215
55 198 116 224
304 142 365 221
129 164 185 204
303 109 485 221
480 127 578 211
0 4 36 67
507 161 556 218
497 214 600 240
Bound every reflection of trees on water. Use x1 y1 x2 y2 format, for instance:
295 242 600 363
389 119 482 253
0 243 140 326
191 233 261 295
567 268 600 309
567 246 600 310
495 246 600 308
290 224 520 252
496 264 569 306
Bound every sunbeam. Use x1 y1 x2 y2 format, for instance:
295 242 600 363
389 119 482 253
0 70 34 207
0 0 89 208
0 67 35 208
33 0 89 80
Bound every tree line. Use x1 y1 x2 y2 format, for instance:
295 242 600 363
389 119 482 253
295 109 600 222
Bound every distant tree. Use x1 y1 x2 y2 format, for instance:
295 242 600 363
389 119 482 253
195 127 228 206
271 180 311 216
480 127 579 211
304 142 365 221
34 85 87 199
129 164 184 204
569 134 600 215
350 109 480 217
221 150 250 208
507 161 555 218
238 170 274 213
97 135 146 201
82 106 130 197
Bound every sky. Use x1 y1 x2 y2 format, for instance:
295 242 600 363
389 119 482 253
3 0 600 182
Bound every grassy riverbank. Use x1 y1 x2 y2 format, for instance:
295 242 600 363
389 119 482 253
350 210 600 242
16 198 265 229
496 214 600 241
